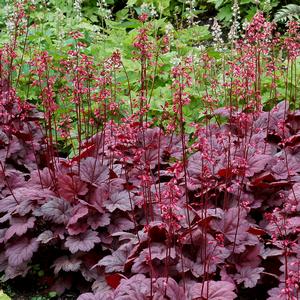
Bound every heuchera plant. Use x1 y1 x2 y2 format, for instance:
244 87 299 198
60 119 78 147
1 97 300 299
0 7 300 300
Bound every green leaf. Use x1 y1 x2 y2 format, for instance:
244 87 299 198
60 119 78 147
245 6 258 21
207 48 222 59
127 0 138 7
107 19 141 29
152 18 167 30
151 85 171 110
207 0 229 9
0 291 11 300
48 292 57 298
176 25 211 45
89 15 98 23
155 0 170 12
217 4 232 23
115 8 129 21
274 4 300 23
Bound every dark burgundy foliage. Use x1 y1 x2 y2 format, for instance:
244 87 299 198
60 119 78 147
1 84 300 299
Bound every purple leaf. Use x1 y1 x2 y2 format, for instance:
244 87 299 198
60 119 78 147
5 217 35 241
105 191 132 212
0 187 53 216
0 213 10 223
88 212 110 230
0 194 18 214
268 286 287 300
77 293 96 300
95 292 114 300
213 107 232 118
0 229 5 243
4 263 30 280
87 185 108 213
98 253 125 273
77 292 114 300
150 243 176 260
0 129 9 145
65 230 100 253
37 230 55 244
81 263 99 282
245 152 272 177
52 256 82 274
287 112 300 133
287 216 300 233
137 127 160 147
17 188 54 215
234 266 264 288
230 245 262 269
68 205 89 225
132 243 176 274
5 237 39 267
0 252 7 272
50 275 72 296
97 244 132 273
140 148 159 168
7 136 22 155
4 170 25 190
177 256 205 278
179 238 230 277
211 207 249 244
271 157 289 180
189 280 237 300
0 150 5 166
29 167 54 189
40 197 71 224
92 276 113 293
58 175 88 202
67 222 89 236
272 150 300 179
80 157 109 186
254 101 289 133
114 274 150 299
110 178 127 193
108 217 134 234
260 247 283 259
67 204 89 235
153 278 186 300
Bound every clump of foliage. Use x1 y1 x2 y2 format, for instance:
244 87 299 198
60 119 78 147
1 94 300 299
0 1 299 300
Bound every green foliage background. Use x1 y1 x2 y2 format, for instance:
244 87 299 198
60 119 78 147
0 0 299 150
